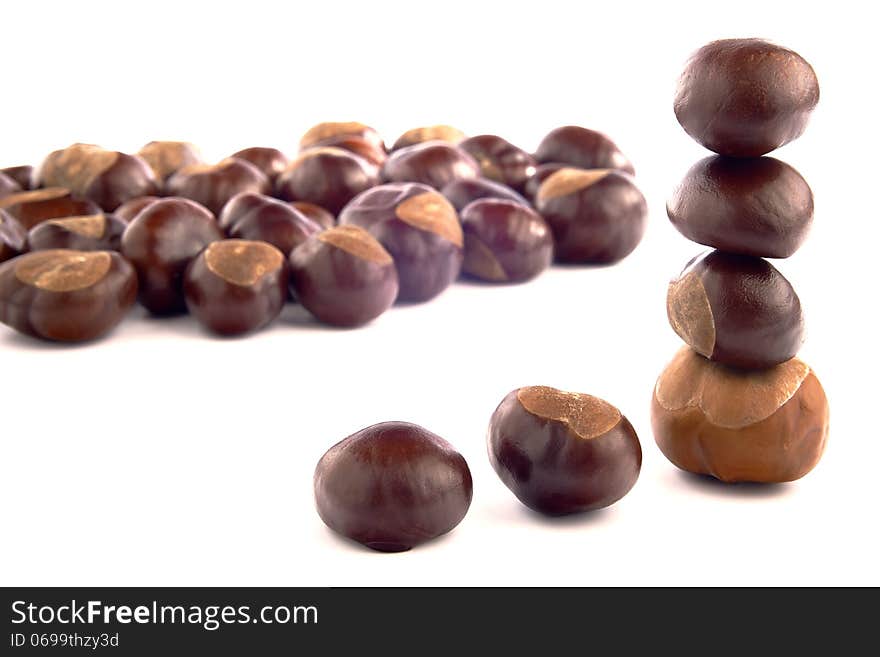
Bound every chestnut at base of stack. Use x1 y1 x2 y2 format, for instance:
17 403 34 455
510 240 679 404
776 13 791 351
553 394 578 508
651 347 829 483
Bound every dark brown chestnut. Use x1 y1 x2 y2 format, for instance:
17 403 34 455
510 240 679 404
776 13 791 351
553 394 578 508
27 213 126 252
523 162 567 203
0 210 27 263
299 121 386 155
184 239 289 336
0 249 137 341
1 166 33 191
36 143 159 211
113 196 160 223
381 141 480 190
276 148 379 215
391 125 466 151
460 199 553 283
166 158 270 216
307 135 386 167
534 126 634 175
290 202 335 230
120 198 223 315
339 183 463 302
668 156 813 258
138 141 202 181
0 188 101 230
314 421 473 552
289 225 398 327
535 168 647 264
0 172 21 198
219 192 321 256
674 39 819 157
441 177 530 213
667 250 804 370
488 386 641 515
458 135 536 191
230 147 289 182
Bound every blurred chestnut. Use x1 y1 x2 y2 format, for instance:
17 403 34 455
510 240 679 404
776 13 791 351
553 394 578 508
523 162 567 203
289 225 398 327
488 386 642 515
0 249 137 342
382 141 480 190
534 126 634 175
219 192 321 256
460 199 553 283
120 198 223 315
340 183 463 302
441 177 530 213
299 121 385 154
391 125 466 151
230 147 289 182
184 239 288 336
27 213 126 252
0 188 100 230
0 172 21 198
458 135 536 191
290 201 335 230
310 135 386 167
536 168 647 264
36 143 159 211
0 210 26 263
138 141 202 181
652 348 829 483
113 196 160 223
1 166 33 191
668 156 813 258
276 147 379 215
166 158 270 216
674 39 819 157
667 251 804 370
314 421 473 552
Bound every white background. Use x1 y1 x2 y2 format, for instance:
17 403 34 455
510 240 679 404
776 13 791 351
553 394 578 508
1 0 877 586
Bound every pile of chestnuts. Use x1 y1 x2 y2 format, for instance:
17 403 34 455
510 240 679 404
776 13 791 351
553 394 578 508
0 123 646 342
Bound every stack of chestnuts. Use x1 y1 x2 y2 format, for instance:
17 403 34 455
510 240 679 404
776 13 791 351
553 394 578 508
653 39 830 484
0 123 646 342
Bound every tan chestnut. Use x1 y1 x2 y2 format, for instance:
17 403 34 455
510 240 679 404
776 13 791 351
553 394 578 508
138 141 202 181
391 125 466 151
299 121 385 155
0 188 101 230
651 348 829 483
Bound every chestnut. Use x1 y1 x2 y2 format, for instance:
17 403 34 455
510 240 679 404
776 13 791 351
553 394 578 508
307 135 386 167
166 158 270 216
391 125 466 151
276 148 379 215
299 121 386 155
652 347 829 483
1 165 33 191
219 192 321 256
0 249 137 342
381 141 480 190
534 126 634 175
339 183 463 302
36 143 159 211
441 177 530 213
27 213 127 252
458 135 536 191
113 196 160 223
667 250 804 370
0 210 27 263
668 156 813 258
675 39 819 157
460 199 553 283
290 202 335 230
289 225 398 327
535 168 647 264
0 171 21 198
138 141 202 181
523 162 567 203
120 198 223 315
0 188 101 230
230 147 289 182
488 386 641 515
314 421 473 552
184 239 288 336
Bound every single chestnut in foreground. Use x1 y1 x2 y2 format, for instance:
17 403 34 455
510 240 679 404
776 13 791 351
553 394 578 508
488 386 642 515
391 125 466 151
314 421 473 552
382 141 480 190
276 148 378 215
138 141 202 181
651 347 829 483
668 156 813 258
0 249 137 341
0 188 101 230
441 177 530 213
289 225 398 327
230 147 289 182
534 126 634 174
166 158 270 216
460 199 553 283
184 239 288 336
27 213 126 252
667 251 804 369
121 198 223 315
0 210 27 263
458 135 536 191
219 192 320 256
674 39 819 157
340 183 463 302
536 168 647 264
36 144 159 210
